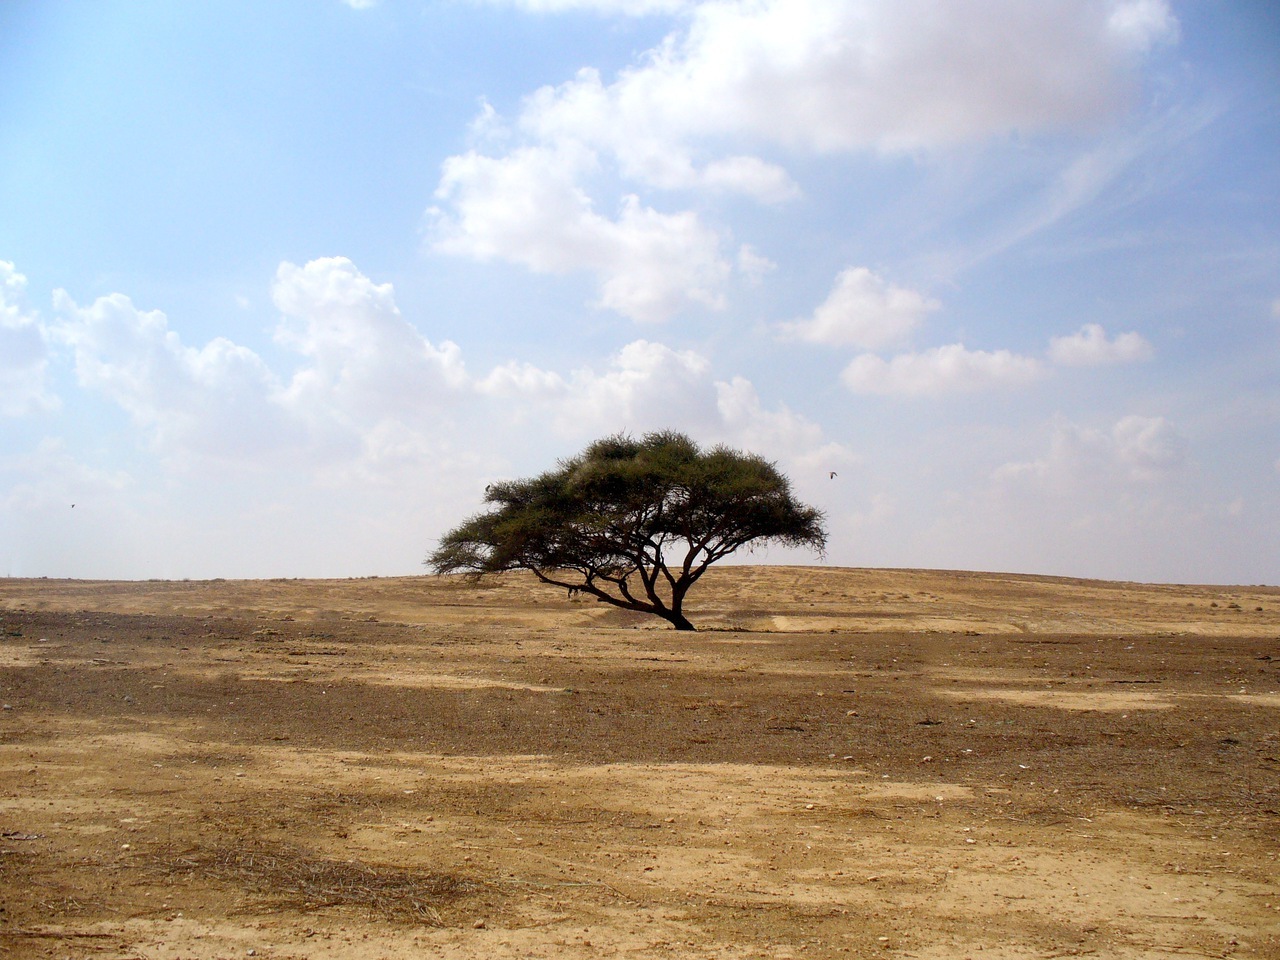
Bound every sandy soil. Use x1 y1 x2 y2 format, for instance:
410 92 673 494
1 566 1277 959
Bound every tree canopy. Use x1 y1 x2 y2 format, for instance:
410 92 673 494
427 431 827 630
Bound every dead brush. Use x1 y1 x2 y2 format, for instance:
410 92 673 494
150 841 477 925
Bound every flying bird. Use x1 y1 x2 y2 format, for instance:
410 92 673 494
828 472 838 479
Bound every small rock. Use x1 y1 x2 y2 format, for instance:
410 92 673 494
473 919 487 930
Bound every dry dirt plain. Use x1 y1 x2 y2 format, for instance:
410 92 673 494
0 566 1278 960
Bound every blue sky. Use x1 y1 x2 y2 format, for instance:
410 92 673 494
2 0 1277 583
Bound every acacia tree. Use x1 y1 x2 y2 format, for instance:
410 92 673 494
428 431 827 631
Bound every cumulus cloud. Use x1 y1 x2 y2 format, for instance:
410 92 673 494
842 344 1043 396
561 339 717 433
1111 414 1186 480
476 0 691 12
50 257 472 470
433 1 1175 324
780 267 938 348
271 257 468 426
1048 323 1153 366
47 257 846 486
521 0 1178 158
53 289 286 464
432 146 731 322
477 338 849 470
715 375 855 474
0 262 58 417
994 414 1186 490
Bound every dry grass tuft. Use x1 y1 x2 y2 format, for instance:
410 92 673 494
151 842 477 925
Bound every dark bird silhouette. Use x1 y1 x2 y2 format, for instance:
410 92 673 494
828 472 838 479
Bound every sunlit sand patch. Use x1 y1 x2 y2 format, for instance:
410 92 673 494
765 614 1025 634
1227 692 1280 707
236 665 562 692
935 686 1174 711
1183 691 1280 709
0 645 38 667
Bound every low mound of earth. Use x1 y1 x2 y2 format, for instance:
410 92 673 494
1 566 1277 959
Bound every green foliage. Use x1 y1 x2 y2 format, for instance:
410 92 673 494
428 431 827 630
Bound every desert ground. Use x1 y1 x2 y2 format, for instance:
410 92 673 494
0 566 1277 960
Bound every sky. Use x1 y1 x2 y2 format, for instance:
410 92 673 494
1 0 1277 584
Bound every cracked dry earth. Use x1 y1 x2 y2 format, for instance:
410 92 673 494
0 566 1278 960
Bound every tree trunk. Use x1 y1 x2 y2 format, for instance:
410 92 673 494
666 610 696 631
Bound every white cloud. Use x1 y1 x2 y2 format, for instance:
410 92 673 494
477 339 850 471
1049 323 1153 366
560 339 717 432
50 258 472 470
45 259 848 496
271 257 468 426
521 0 1179 159
434 1 1175 324
477 360 568 402
0 437 132 512
736 245 775 285
842 344 1043 396
715 375 855 475
52 289 285 463
700 156 801 203
1107 0 1179 52
0 261 58 417
908 412 1208 582
342 0 378 9
432 146 731 322
994 414 1186 490
1111 414 1186 480
476 0 691 13
780 267 938 348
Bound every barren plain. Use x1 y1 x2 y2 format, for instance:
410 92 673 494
0 566 1277 959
